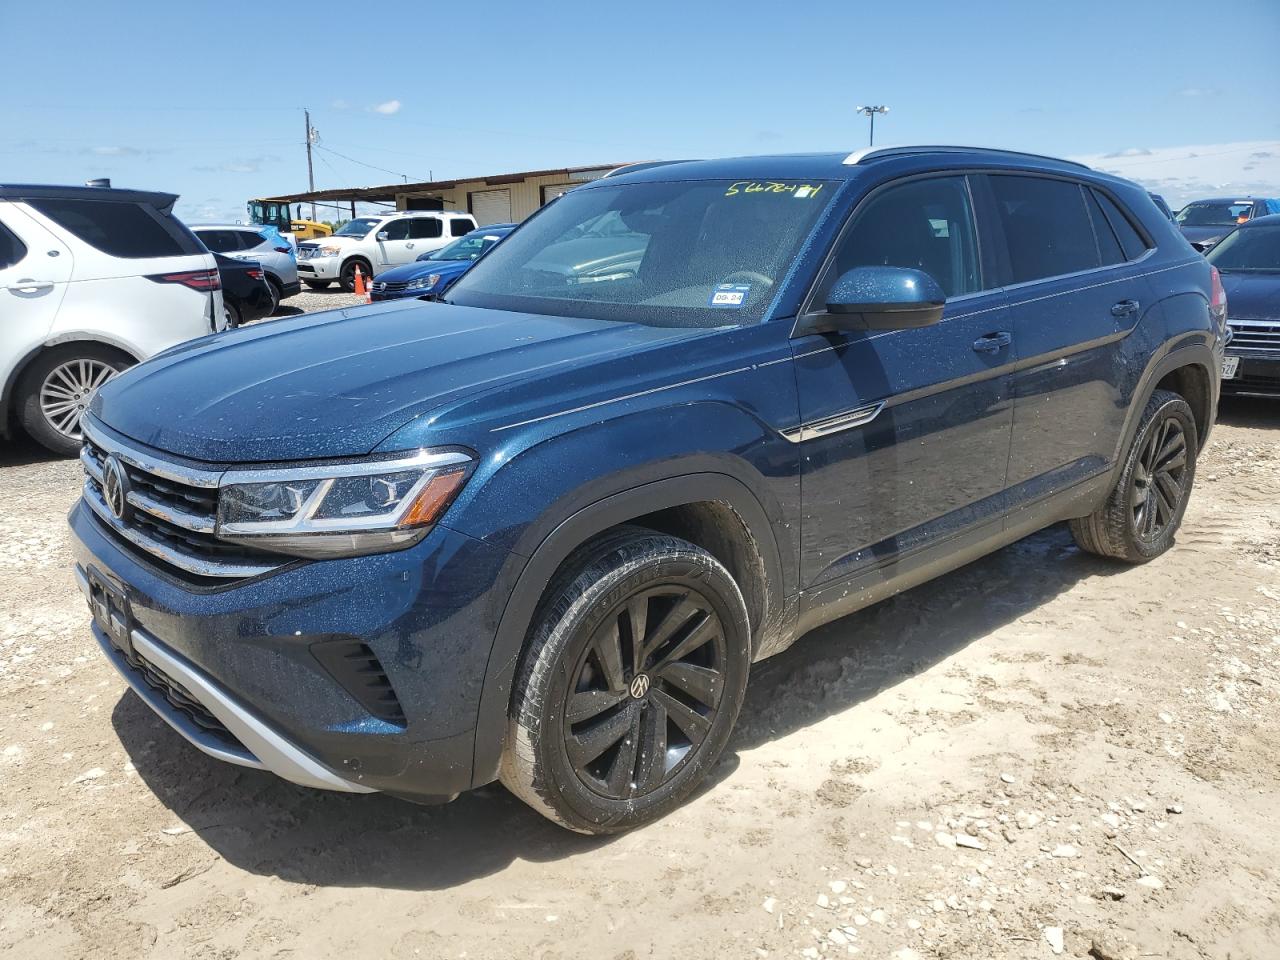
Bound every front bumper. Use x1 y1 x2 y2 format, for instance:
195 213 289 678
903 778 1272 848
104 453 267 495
1222 352 1280 396
297 256 339 280
70 499 520 800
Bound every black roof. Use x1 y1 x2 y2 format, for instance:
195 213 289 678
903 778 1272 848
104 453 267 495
0 184 179 212
600 146 1098 188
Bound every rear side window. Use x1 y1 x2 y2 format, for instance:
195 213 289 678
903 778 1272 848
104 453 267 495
989 175 1099 283
29 198 201 259
1084 192 1125 266
1092 191 1149 261
450 219 472 237
0 219 28 269
236 230 266 250
409 218 443 240
824 175 981 300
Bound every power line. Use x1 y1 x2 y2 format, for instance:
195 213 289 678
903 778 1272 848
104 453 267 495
312 144 428 183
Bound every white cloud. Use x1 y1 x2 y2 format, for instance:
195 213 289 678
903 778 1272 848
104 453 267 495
331 99 350 110
1068 140 1280 209
371 99 401 115
89 145 144 157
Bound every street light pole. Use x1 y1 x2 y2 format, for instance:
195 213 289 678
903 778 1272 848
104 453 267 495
855 105 889 146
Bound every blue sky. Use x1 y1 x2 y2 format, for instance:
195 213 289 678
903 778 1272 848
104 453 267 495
4 0 1278 220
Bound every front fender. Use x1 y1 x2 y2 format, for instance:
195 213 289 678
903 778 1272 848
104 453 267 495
452 403 801 788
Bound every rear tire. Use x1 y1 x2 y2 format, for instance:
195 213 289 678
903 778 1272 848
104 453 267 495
265 277 282 314
17 344 132 457
304 280 332 291
224 300 243 329
1069 389 1197 563
500 527 751 834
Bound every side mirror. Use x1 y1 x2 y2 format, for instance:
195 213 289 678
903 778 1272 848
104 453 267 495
376 231 389 242
809 266 945 333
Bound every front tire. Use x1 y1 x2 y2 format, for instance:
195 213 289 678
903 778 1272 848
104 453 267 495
500 528 751 834
17 345 132 456
1070 389 1197 563
339 259 370 293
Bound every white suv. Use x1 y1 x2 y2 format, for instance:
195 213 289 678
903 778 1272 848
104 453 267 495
0 185 225 456
296 210 477 292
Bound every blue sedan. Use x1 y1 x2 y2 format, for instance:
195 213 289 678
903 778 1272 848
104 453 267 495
369 224 516 301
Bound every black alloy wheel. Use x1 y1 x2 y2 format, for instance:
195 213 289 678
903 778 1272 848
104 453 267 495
1130 415 1188 543
564 585 726 800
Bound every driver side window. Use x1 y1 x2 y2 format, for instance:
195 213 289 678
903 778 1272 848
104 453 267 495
380 219 411 241
822 176 981 303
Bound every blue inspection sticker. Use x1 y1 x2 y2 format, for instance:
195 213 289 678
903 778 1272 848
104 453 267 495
709 283 750 308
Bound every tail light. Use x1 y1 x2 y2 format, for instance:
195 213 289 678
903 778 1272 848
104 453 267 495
146 269 221 291
247 267 264 281
1209 265 1227 323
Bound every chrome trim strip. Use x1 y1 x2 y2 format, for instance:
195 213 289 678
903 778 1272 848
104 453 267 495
780 401 886 443
92 621 262 770
83 481 277 579
219 448 471 485
128 489 217 534
82 418 223 489
127 627 376 794
79 446 103 483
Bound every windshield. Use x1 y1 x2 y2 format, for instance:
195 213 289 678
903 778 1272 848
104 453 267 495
1206 225 1280 272
426 230 508 261
1176 201 1253 226
333 217 380 238
446 178 834 327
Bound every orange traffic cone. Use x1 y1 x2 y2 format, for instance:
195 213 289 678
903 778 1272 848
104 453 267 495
353 264 367 299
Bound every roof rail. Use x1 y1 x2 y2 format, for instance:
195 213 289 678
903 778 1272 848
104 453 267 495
842 145 1090 171
601 160 692 179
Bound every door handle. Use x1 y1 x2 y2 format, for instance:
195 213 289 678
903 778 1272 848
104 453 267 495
972 331 1012 354
1111 299 1140 317
405 243 415 249
5 279 55 294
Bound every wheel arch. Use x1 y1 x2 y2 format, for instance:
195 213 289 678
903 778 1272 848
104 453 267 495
1 336 140 431
1104 334 1216 491
469 471 789 788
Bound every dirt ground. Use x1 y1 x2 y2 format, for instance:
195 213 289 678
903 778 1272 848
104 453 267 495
1 392 1277 960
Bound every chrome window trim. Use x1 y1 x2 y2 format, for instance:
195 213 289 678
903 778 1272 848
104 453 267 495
219 448 470 486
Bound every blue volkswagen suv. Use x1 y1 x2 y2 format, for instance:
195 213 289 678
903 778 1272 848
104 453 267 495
70 147 1226 833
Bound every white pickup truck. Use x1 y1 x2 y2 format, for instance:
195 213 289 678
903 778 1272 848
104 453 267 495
296 210 477 292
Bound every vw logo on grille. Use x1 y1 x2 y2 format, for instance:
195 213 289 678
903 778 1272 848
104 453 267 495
101 455 132 522
629 674 651 699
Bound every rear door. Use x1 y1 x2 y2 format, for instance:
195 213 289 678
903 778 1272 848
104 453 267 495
792 174 1016 589
986 174 1155 502
0 204 73 375
407 216 446 257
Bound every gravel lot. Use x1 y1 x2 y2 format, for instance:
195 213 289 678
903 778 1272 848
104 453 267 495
1 357 1277 957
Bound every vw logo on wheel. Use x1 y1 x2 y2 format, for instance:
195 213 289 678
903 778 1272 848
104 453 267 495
629 673 651 699
101 455 132 522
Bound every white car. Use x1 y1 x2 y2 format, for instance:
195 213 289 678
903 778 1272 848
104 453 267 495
0 184 225 456
296 210 477 292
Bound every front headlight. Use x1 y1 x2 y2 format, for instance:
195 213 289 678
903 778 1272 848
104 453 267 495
316 245 342 257
215 449 472 559
406 274 442 290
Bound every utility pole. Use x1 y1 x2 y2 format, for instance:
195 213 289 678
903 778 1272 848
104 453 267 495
856 105 889 146
304 108 318 222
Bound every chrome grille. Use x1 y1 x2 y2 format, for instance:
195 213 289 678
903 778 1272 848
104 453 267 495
80 420 286 580
1228 319 1280 357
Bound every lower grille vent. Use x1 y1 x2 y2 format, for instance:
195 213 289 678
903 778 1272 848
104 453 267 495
312 640 407 726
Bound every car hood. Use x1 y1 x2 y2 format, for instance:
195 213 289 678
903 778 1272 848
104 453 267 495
376 258 472 284
1179 224 1234 245
1220 271 1280 320
90 301 698 463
